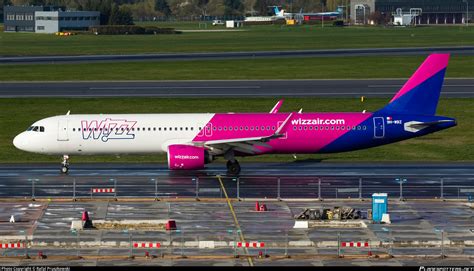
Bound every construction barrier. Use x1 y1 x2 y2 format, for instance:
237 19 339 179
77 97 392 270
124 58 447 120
133 242 161 248
0 243 24 248
237 242 264 248
92 188 115 193
341 241 369 248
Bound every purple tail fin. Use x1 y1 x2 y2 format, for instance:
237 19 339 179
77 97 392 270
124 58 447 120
381 54 450 116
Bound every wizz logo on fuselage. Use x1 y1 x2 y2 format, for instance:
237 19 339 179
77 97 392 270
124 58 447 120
81 118 137 142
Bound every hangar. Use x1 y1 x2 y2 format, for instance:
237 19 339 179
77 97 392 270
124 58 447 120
3 5 100 33
351 0 472 25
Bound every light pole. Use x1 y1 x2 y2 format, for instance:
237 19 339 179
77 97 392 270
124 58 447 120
193 177 199 200
150 178 158 200
110 178 117 200
464 0 469 26
27 178 39 201
396 178 407 201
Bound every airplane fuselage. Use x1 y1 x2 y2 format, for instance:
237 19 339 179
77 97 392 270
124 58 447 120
13 112 455 157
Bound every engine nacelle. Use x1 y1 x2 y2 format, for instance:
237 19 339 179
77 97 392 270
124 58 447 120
167 144 206 170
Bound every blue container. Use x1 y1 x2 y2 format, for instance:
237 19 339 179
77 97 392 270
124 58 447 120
372 193 388 223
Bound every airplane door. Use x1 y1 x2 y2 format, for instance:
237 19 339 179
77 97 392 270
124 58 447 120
373 117 385 138
57 119 69 141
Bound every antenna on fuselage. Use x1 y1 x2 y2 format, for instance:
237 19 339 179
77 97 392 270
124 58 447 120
66 110 70 115
298 108 303 113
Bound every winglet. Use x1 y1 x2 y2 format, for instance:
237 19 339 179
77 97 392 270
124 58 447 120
269 99 284 114
275 113 293 135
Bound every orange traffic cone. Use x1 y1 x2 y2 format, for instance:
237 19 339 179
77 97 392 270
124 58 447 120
81 210 90 221
255 201 260 211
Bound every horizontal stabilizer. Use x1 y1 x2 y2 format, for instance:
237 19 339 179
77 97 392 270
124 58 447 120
404 120 455 133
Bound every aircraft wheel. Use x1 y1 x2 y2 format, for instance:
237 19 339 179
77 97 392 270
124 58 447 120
226 160 241 176
61 166 69 174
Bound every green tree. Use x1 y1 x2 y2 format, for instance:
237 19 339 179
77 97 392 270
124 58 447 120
253 0 271 16
108 3 134 24
224 0 243 16
155 0 171 17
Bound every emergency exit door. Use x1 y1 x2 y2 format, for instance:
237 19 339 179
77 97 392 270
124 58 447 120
57 119 69 141
373 117 385 138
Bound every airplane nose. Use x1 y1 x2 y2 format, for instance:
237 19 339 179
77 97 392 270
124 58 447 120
13 132 28 151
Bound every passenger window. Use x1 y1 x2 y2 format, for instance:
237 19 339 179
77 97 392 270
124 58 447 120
256 126 259 131
137 128 140 131
223 127 227 131
309 126 312 130
191 127 194 131
325 127 329 130
266 126 270 130
212 127 216 131
304 126 307 130
341 126 345 130
159 128 161 131
175 127 177 131
272 126 275 130
299 126 302 130
185 127 188 131
357 126 361 130
245 127 248 131
250 126 254 131
229 127 233 131
315 126 318 130
331 127 334 130
73 128 76 132
293 126 297 130
363 126 367 130
153 128 156 131
164 128 167 131
148 128 151 131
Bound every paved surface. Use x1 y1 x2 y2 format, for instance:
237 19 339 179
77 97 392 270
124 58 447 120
1 79 474 98
0 200 472 266
1 46 474 64
0 163 473 200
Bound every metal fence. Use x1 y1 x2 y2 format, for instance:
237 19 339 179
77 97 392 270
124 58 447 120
3 175 474 201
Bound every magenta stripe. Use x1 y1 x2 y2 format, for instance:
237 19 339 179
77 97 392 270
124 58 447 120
390 54 449 103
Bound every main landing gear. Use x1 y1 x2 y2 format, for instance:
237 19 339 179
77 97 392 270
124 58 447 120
226 160 241 176
61 155 70 174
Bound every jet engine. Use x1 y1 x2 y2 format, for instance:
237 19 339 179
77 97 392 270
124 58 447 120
167 144 208 170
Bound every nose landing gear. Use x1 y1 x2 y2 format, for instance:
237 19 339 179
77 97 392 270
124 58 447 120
61 155 70 174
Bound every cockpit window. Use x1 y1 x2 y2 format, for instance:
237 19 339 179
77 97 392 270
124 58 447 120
27 126 45 132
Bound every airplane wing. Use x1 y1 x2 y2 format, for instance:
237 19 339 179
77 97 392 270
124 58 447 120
193 113 293 155
269 99 284 114
404 120 455 133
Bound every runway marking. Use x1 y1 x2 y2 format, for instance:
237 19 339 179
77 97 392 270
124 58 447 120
369 85 474 88
89 86 261 90
217 176 254 267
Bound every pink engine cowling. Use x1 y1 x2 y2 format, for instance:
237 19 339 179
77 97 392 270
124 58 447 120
167 144 206 170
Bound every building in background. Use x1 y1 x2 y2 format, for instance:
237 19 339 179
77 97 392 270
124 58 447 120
3 5 100 33
350 0 473 25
